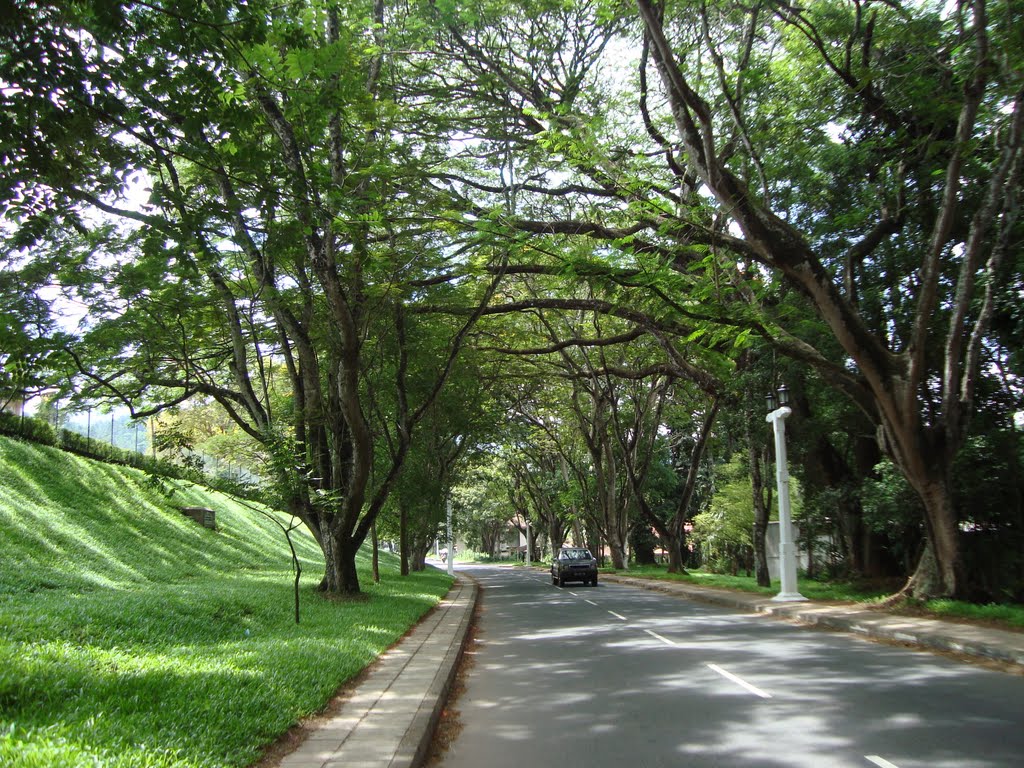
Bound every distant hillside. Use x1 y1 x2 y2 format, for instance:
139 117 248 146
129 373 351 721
0 435 322 594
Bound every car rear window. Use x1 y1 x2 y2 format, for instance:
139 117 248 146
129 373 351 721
563 549 592 560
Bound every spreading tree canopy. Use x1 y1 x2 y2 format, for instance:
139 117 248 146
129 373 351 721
3 0 1022 600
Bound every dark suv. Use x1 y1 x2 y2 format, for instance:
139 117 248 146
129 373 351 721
551 547 598 587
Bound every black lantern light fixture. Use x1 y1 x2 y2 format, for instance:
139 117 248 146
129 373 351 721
766 384 790 413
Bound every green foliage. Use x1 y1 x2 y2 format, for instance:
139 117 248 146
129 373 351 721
5 0 1022 604
861 459 924 535
0 260 70 406
453 453 518 556
918 600 1024 631
0 436 452 767
692 456 754 572
0 412 261 505
0 411 55 445
694 452 806 574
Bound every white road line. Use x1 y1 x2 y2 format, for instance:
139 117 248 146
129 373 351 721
645 629 676 646
865 757 901 768
585 599 598 606
568 591 579 596
706 663 772 699
608 610 628 621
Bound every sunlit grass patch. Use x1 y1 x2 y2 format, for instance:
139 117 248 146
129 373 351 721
0 436 453 767
918 599 1024 630
0 562 453 768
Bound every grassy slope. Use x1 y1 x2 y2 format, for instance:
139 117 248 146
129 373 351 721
0 436 453 768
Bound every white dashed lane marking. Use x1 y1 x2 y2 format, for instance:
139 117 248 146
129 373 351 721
706 663 772 699
645 629 676 646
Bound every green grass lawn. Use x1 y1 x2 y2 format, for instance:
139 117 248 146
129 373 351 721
0 436 453 768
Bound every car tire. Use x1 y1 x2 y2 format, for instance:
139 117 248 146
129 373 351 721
557 575 564 587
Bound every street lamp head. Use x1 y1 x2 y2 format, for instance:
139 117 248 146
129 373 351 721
765 392 777 412
777 384 790 407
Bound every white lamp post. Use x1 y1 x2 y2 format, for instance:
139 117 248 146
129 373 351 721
765 385 807 602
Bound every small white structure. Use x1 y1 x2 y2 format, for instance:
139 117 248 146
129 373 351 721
764 521 809 581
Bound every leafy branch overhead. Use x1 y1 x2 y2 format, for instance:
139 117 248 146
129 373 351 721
2 0 1021 601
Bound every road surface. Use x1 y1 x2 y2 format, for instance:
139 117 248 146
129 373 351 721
434 564 1024 768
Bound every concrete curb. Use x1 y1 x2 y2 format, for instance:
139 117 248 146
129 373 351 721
602 573 1024 670
397 576 478 768
272 575 478 768
758 601 1024 669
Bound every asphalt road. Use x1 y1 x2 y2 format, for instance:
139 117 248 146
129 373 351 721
434 564 1024 768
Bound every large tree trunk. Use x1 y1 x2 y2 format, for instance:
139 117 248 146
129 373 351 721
482 524 501 558
670 400 720 573
548 517 566 554
631 520 657 566
400 502 410 576
750 441 771 588
409 529 433 572
335 537 361 595
797 405 879 578
604 496 629 570
313 511 363 595
664 525 685 573
634 0 1019 601
371 521 380 584
317 515 338 592
904 476 964 600
880 412 966 599
608 537 627 570
528 524 541 560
